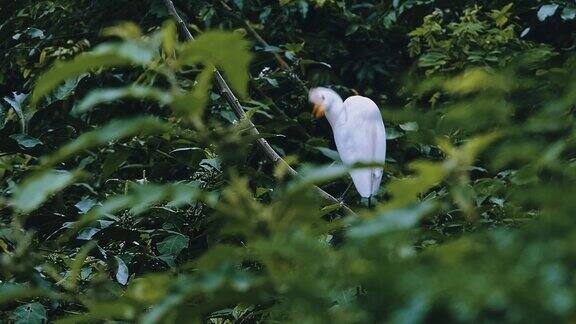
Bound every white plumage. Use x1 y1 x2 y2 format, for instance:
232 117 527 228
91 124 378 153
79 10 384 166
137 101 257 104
309 87 386 198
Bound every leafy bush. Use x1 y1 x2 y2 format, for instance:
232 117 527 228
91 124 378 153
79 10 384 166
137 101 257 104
408 4 538 74
1 0 576 323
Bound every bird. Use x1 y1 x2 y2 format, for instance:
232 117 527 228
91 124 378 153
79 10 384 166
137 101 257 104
309 87 386 205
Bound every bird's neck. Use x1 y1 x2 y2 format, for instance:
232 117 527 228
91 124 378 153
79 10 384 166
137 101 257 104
325 97 345 128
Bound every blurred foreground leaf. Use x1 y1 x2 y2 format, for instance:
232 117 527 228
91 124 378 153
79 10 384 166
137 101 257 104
11 169 81 214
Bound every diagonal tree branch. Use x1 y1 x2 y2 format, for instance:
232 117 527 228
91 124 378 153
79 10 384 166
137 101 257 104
219 0 309 93
162 0 356 215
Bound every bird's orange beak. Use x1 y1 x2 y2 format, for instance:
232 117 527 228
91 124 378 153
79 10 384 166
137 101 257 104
312 103 326 118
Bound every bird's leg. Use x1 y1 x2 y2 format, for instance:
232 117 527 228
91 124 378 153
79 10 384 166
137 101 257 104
368 195 372 209
338 182 353 202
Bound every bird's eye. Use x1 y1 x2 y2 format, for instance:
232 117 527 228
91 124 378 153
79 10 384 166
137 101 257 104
321 95 325 100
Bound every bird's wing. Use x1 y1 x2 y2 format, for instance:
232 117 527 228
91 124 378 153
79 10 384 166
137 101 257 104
335 96 386 197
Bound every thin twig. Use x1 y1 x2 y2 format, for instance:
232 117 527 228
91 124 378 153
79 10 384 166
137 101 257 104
219 0 309 93
162 0 355 215
249 79 312 139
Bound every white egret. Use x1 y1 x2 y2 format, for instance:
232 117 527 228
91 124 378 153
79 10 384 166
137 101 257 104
309 87 386 205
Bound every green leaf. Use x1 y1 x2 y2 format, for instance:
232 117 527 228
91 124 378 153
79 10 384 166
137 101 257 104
521 27 530 38
76 228 100 240
537 4 559 21
102 149 131 178
444 69 510 94
347 202 435 239
162 20 178 57
10 302 47 324
157 254 176 267
313 147 342 162
10 133 43 148
157 234 189 266
179 31 252 97
101 22 142 40
399 122 419 131
255 187 270 198
386 128 404 140
73 86 172 115
457 133 501 166
288 164 349 193
490 3 514 27
319 203 344 216
171 66 214 120
75 197 97 214
127 274 171 304
115 256 130 285
140 278 192 324
3 92 27 132
561 7 576 20
299 59 332 69
46 74 88 105
64 241 96 290
346 24 359 36
11 169 81 213
387 161 446 207
32 41 157 106
128 185 168 215
157 234 189 256
25 27 45 39
56 302 135 324
200 158 221 171
451 183 477 219
233 0 244 9
0 284 58 305
418 52 448 68
0 103 5 130
41 117 169 167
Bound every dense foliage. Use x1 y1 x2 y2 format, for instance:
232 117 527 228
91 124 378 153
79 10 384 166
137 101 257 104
1 0 576 322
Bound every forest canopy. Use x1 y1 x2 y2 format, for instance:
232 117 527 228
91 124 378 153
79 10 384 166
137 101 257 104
1 0 576 322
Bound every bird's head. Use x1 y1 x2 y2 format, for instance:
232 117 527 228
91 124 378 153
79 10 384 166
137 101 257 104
308 87 340 119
